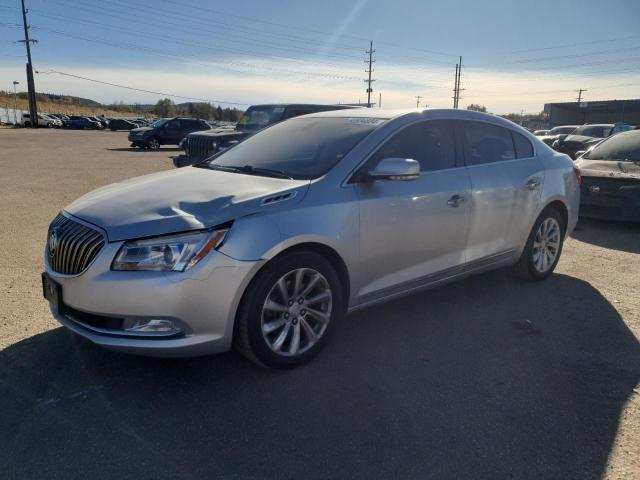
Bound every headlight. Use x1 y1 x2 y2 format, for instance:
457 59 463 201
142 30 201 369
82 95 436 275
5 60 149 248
112 228 229 272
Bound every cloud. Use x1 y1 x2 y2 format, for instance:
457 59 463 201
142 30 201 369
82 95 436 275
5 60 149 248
1 57 638 114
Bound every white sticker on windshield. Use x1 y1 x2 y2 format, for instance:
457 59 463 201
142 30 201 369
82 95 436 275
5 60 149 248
345 117 386 125
273 107 285 113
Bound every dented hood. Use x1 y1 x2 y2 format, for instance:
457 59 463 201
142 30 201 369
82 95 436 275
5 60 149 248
64 167 308 241
575 158 640 179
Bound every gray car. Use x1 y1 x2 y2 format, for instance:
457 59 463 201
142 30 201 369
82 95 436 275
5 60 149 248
42 108 580 368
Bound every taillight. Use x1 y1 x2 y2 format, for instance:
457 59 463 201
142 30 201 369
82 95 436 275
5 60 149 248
573 166 582 187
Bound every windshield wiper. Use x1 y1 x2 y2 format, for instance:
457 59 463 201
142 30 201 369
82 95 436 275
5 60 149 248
199 163 293 179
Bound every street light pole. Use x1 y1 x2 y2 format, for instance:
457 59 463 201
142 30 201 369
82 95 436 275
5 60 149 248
12 81 19 125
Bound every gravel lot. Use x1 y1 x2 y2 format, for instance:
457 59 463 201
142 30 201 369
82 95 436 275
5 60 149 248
1 128 639 479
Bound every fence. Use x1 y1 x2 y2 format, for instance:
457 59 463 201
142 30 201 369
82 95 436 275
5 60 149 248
0 105 25 125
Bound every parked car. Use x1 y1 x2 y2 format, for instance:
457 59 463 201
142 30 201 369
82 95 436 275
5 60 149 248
108 119 139 131
63 116 103 130
538 125 578 146
42 108 580 368
173 104 356 167
128 117 211 149
22 113 61 128
533 130 550 136
551 124 618 159
574 129 640 222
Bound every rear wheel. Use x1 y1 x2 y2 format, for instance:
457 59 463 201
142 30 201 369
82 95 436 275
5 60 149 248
235 251 344 369
513 206 565 281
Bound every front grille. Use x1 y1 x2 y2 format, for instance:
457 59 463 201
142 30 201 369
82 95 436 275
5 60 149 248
47 214 105 275
185 135 215 160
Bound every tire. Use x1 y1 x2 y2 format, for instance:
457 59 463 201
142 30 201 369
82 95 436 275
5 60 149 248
513 206 566 281
234 250 345 369
47 123 53 128
147 137 161 150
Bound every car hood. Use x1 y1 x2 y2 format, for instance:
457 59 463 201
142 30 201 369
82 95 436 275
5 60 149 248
64 168 309 241
575 158 640 179
130 127 152 134
561 134 600 144
189 129 244 139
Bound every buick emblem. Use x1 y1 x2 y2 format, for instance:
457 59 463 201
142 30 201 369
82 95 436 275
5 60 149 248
48 228 60 254
588 185 600 193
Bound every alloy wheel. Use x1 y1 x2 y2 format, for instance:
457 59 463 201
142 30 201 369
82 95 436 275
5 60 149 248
148 138 160 150
261 268 332 356
532 217 561 273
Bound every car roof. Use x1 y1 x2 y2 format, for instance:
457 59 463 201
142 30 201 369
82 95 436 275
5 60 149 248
299 108 530 130
248 103 357 109
577 124 614 127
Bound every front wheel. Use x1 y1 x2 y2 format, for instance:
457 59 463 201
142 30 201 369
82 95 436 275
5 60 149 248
235 251 345 369
147 137 160 150
513 207 566 281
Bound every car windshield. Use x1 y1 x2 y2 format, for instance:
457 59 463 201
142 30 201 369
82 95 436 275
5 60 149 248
150 118 169 128
583 132 640 161
201 117 383 179
550 126 576 135
237 106 286 130
572 125 612 138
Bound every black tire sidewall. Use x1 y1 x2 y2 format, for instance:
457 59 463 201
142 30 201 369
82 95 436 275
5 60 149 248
522 207 566 280
239 251 344 369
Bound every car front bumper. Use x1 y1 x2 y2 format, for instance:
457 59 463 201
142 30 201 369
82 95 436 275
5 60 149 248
44 241 264 357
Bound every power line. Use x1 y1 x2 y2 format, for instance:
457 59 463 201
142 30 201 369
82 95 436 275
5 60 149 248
40 0 364 64
32 26 362 82
36 69 251 106
507 34 640 54
123 0 459 59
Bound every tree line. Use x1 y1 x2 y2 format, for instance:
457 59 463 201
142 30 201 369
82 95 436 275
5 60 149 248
153 98 243 122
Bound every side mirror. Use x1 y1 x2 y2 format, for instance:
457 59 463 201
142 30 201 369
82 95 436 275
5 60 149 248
367 158 420 181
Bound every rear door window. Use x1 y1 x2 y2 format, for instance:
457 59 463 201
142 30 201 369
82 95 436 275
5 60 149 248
512 131 534 158
462 122 516 166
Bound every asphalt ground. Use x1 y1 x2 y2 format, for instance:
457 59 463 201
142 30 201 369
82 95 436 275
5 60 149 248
1 128 639 479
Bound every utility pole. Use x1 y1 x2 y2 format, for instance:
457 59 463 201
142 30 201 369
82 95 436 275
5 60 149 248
575 88 587 104
19 0 38 127
452 63 459 108
415 95 422 108
378 92 381 109
364 41 375 108
12 81 19 125
453 56 464 109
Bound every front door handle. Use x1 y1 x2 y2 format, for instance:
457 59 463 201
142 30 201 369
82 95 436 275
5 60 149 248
525 178 541 190
447 194 465 207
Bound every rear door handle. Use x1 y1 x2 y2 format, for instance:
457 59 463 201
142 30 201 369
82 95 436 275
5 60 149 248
447 194 465 207
525 178 541 190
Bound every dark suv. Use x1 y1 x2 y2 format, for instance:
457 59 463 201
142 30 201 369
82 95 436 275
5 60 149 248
173 104 356 167
128 117 211 150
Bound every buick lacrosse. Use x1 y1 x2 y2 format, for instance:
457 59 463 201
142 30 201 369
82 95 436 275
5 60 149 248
43 109 580 368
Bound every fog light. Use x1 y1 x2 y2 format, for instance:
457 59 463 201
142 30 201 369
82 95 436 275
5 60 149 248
126 319 181 335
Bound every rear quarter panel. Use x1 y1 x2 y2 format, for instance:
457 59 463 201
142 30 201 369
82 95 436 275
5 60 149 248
537 148 580 237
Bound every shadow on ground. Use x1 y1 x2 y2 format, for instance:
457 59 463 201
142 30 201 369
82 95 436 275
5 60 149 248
1 272 638 479
572 218 640 254
106 147 181 153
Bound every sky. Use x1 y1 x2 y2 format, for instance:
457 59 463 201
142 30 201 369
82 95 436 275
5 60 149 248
0 0 639 113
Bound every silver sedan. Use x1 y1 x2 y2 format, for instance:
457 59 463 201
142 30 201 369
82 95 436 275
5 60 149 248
42 108 580 368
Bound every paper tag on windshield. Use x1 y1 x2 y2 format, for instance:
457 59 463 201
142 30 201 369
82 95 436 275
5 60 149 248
273 107 285 113
345 118 385 126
